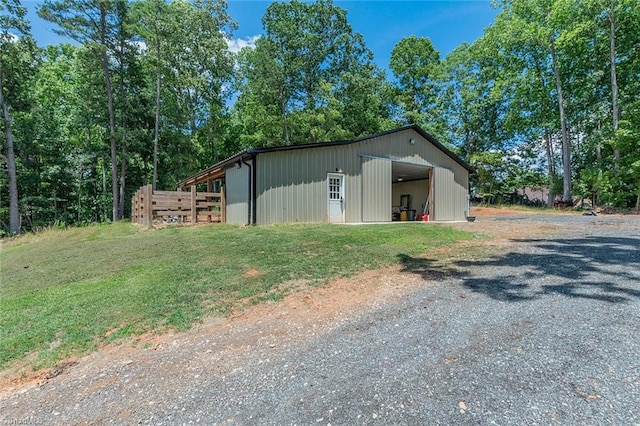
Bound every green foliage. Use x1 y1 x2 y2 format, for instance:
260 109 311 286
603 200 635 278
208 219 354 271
439 42 510 156
0 222 475 369
1 2 38 110
454 0 640 208
3 0 640 233
390 36 445 133
233 0 392 147
130 0 236 184
2 0 238 233
1 0 40 234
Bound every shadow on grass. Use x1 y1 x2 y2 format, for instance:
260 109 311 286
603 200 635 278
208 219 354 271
397 236 640 304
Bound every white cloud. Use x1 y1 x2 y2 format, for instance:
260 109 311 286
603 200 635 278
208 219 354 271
1 32 19 43
225 35 260 53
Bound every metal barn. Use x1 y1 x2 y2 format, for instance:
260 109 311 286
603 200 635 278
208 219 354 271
178 125 472 225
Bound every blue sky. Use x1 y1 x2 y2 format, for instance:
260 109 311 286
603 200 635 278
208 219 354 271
24 0 498 73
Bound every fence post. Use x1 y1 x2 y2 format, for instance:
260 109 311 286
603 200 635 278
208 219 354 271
191 185 197 224
144 184 153 228
135 188 141 224
139 188 144 224
221 186 226 223
138 189 141 223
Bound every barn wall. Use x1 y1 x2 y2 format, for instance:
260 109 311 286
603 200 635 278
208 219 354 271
254 128 469 224
433 167 467 221
353 129 468 221
362 157 391 222
352 129 468 192
225 164 250 225
255 145 363 224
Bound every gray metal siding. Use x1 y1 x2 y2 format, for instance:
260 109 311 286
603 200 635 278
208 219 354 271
225 164 249 225
254 128 468 224
355 129 467 221
352 129 468 192
256 146 364 224
362 157 391 222
433 167 467 221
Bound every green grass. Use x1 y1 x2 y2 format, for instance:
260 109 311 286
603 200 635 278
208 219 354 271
0 222 475 370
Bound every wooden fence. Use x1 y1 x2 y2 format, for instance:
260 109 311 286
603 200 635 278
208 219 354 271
131 184 225 227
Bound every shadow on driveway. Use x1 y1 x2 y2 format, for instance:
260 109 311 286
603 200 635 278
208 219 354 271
398 236 640 304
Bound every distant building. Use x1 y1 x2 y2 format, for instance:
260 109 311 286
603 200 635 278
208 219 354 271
518 187 549 204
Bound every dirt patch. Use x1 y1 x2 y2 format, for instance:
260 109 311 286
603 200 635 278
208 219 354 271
470 206 543 216
0 357 80 396
242 268 263 278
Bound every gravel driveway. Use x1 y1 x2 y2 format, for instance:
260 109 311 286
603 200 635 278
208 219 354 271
2 214 639 425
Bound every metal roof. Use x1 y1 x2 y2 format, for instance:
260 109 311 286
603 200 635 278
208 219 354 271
177 125 472 188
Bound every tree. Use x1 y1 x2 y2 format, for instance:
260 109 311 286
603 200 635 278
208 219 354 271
440 42 510 157
508 0 574 202
20 44 76 228
234 0 389 146
1 0 38 234
235 37 291 147
608 0 620 164
39 0 126 221
389 36 442 129
148 0 235 182
541 0 640 207
131 0 169 190
469 0 581 204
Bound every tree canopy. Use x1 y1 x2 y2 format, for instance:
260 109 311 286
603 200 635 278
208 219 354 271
1 0 639 234
233 0 392 147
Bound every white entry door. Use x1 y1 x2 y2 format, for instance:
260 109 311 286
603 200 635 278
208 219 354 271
327 173 345 223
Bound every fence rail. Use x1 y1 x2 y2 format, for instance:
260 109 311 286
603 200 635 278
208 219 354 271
131 184 225 227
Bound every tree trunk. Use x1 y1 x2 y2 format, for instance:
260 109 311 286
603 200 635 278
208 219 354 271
118 127 127 219
100 5 119 222
533 61 557 207
101 156 108 222
544 129 555 208
152 54 161 191
596 121 602 164
609 0 620 165
0 75 21 234
465 129 477 157
118 52 127 219
550 37 572 204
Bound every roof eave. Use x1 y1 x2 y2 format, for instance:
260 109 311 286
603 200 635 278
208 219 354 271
177 150 252 188
177 125 473 187
246 125 473 173
407 124 474 173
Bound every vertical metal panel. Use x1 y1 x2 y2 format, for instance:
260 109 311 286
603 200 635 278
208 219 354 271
257 150 314 224
356 129 468 222
433 167 466 221
225 164 249 224
362 157 391 222
256 145 363 224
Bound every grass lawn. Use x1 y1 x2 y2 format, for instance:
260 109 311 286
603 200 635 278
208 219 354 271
1 222 476 371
